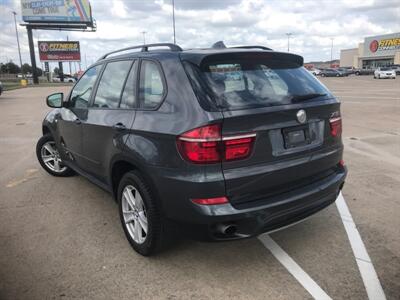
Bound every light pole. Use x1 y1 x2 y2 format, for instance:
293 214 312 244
141 31 146 44
330 37 334 64
172 0 176 44
286 33 293 52
12 11 23 72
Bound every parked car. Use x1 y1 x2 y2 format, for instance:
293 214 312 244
336 68 353 76
320 68 343 77
390 65 400 75
0 81 3 95
354 68 375 75
36 43 347 256
52 75 77 83
374 67 396 79
308 68 321 76
334 68 349 77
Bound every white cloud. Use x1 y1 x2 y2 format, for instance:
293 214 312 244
111 0 128 18
0 0 399 67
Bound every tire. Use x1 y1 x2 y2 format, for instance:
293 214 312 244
336 74 340 77
321 74 325 77
378 75 380 79
36 134 75 177
355 72 360 76
118 171 175 256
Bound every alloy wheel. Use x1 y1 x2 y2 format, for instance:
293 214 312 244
121 185 148 244
41 141 67 173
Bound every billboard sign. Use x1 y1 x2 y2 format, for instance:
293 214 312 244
364 33 400 57
21 0 92 24
38 41 81 61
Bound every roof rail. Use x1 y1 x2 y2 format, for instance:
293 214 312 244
99 43 183 60
231 45 272 51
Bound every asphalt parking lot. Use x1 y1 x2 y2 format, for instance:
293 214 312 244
0 76 399 299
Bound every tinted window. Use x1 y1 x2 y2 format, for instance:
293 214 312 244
69 65 100 108
93 60 133 108
120 61 137 109
139 60 165 109
185 59 330 110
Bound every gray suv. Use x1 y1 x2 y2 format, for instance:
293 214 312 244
36 43 347 256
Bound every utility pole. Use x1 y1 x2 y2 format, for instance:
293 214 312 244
67 35 72 75
172 0 176 44
12 11 23 73
141 31 146 44
330 37 334 64
286 33 293 52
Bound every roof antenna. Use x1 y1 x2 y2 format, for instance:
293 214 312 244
212 41 226 49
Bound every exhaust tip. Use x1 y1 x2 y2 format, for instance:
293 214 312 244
216 223 237 236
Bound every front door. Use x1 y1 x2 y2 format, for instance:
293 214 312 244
57 65 102 169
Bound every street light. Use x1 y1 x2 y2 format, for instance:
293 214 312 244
330 37 334 63
12 11 23 72
141 31 147 44
286 33 293 52
172 0 176 44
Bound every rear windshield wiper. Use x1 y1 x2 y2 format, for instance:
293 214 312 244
290 93 327 102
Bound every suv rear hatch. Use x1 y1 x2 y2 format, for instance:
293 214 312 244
182 51 344 208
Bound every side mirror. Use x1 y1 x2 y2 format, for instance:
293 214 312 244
46 92 63 108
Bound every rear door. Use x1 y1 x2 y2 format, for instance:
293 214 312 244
199 55 343 207
81 59 137 181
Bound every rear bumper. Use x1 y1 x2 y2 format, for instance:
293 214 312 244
148 162 347 241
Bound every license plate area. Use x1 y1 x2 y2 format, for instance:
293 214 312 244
282 125 311 149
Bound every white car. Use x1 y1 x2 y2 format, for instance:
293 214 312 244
308 68 321 76
52 75 76 83
374 67 396 79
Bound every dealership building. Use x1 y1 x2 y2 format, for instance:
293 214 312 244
340 33 400 68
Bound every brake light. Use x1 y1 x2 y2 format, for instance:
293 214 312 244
329 117 342 137
177 124 256 164
191 196 229 205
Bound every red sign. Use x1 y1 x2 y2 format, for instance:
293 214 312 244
369 40 379 53
38 41 81 62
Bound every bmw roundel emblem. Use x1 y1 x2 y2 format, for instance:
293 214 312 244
296 110 307 124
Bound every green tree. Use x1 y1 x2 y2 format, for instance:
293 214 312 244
53 67 59 75
21 63 32 74
2 61 21 74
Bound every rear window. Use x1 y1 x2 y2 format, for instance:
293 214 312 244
380 67 391 71
184 58 331 110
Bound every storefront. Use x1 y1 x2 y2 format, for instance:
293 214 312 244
340 33 400 68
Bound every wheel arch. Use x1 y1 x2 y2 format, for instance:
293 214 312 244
109 158 164 213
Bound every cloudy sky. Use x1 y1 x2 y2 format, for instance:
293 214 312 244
0 0 399 69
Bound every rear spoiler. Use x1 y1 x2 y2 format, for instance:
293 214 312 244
181 51 304 68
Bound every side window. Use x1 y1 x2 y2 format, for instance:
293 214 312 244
93 60 133 108
139 60 165 109
120 61 137 109
69 65 100 108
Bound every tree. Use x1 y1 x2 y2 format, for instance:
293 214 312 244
2 61 21 74
21 63 32 74
53 67 59 75
36 67 43 76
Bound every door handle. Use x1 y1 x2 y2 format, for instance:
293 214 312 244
113 123 126 131
74 119 81 125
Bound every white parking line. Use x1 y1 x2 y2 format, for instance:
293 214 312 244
336 193 386 300
258 234 332 300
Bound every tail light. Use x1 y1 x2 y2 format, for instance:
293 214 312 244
329 117 342 137
177 124 256 164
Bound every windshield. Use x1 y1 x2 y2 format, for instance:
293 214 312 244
380 67 391 71
184 59 331 110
